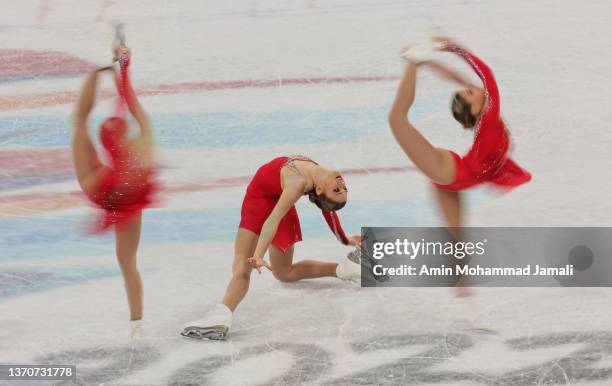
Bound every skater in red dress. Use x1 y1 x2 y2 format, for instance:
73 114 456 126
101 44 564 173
182 156 361 340
72 46 157 336
389 37 531 228
388 38 531 298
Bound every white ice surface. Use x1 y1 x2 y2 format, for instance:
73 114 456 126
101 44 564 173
2 0 612 385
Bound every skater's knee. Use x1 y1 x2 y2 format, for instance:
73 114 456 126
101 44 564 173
117 255 138 274
272 268 296 283
232 266 252 282
120 266 139 277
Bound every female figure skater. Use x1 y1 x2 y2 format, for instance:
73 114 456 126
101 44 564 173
72 46 157 337
389 38 531 299
182 156 362 340
389 37 531 227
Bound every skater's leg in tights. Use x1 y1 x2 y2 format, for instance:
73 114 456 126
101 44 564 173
388 61 457 185
269 245 337 282
433 186 462 228
115 211 143 320
433 186 471 297
72 69 110 195
221 228 259 312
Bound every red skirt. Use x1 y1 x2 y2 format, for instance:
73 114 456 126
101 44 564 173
87 168 158 232
434 150 532 192
239 195 302 253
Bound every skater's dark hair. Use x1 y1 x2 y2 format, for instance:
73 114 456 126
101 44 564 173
451 93 477 129
308 190 346 212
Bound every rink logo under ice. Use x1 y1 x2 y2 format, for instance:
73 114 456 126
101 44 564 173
34 331 612 384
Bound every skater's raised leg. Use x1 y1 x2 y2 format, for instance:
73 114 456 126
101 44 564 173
72 69 111 196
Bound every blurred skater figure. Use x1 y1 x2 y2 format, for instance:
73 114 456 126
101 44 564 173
181 156 361 340
72 46 158 338
389 37 531 228
389 38 531 299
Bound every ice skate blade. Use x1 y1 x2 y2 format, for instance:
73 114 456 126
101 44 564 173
465 326 498 335
450 319 498 335
347 247 361 264
181 325 228 341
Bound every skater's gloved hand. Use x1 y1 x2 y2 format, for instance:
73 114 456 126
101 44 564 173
347 234 363 246
247 256 272 274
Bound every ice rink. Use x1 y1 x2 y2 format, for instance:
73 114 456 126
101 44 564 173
2 0 612 384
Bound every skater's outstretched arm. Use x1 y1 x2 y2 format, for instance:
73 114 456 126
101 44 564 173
124 74 151 140
388 62 456 185
438 38 500 120
247 179 304 273
116 47 153 145
436 37 508 175
114 47 154 166
426 61 473 88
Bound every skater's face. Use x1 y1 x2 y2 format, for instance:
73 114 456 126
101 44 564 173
310 172 347 211
451 86 485 129
322 173 347 203
458 86 485 118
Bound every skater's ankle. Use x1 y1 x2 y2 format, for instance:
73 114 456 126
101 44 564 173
220 302 235 313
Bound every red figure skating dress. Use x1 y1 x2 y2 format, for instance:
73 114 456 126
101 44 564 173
86 60 158 231
435 44 531 191
239 156 349 252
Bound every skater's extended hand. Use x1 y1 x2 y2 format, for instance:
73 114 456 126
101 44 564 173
247 256 272 274
113 45 132 65
347 234 363 246
431 36 453 51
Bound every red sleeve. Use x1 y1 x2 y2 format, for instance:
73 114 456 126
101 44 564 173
322 211 349 245
450 43 500 121
113 58 130 118
451 43 509 179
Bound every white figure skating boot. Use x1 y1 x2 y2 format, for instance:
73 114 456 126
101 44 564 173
336 247 362 282
181 304 233 340
400 39 444 64
130 319 143 340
